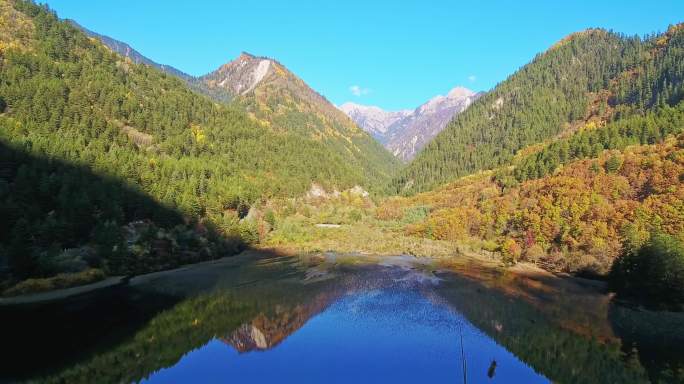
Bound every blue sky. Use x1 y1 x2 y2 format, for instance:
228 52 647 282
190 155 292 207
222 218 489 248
44 1 683 111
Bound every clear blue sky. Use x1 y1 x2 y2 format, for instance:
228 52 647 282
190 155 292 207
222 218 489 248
44 0 683 111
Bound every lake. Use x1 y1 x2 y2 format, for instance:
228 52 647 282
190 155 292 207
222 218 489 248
1 252 683 383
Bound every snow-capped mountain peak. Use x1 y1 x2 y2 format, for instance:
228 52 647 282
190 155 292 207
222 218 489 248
338 102 412 142
340 86 483 161
447 86 476 99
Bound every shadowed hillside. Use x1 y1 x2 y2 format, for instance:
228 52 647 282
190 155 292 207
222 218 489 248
0 0 398 291
0 139 245 291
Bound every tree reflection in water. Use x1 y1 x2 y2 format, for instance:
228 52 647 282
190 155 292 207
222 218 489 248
1 253 682 383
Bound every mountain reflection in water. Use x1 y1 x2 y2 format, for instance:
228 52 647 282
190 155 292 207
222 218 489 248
1 252 682 383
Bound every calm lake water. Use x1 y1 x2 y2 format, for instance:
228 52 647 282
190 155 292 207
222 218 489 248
1 252 683 383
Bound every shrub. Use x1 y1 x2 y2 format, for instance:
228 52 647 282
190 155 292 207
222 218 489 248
347 209 363 223
268 217 313 244
481 240 500 253
609 232 684 309
375 199 404 221
38 247 92 275
604 154 623 173
501 238 522 264
493 169 518 190
524 244 545 263
238 220 260 245
264 209 277 229
402 205 430 224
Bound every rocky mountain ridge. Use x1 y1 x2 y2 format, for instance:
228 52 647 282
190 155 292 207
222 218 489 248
340 87 482 161
338 103 412 144
68 19 193 81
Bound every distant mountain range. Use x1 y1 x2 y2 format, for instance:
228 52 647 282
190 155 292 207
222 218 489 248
340 87 482 161
337 104 412 144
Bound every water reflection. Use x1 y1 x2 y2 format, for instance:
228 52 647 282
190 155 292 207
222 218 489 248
1 252 682 383
144 288 545 384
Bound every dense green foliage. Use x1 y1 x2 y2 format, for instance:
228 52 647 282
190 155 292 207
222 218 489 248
512 103 684 182
236 88 400 189
610 232 684 309
0 0 395 288
393 25 684 193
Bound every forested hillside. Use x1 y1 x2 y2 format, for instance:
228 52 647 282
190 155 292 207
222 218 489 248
392 25 684 193
68 23 400 185
67 19 194 82
0 0 394 290
381 124 684 275
261 105 684 286
200 52 399 183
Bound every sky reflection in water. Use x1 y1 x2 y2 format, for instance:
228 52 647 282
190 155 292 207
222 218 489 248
144 287 547 383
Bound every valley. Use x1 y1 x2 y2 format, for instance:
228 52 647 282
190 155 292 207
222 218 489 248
1 0 683 382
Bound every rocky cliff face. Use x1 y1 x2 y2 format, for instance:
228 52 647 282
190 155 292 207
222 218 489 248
340 87 483 161
200 52 273 96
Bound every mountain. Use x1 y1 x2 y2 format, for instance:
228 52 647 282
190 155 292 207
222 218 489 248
338 103 412 143
385 87 482 161
201 52 272 97
222 287 340 353
392 107 684 275
340 87 481 161
390 26 684 193
0 0 397 287
67 20 235 102
199 52 399 182
67 19 193 82
67 19 399 181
